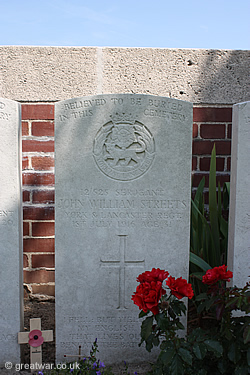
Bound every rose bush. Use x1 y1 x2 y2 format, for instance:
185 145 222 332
132 267 250 375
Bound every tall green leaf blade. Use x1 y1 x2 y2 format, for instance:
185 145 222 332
218 182 222 219
223 182 230 210
194 177 205 208
190 253 211 272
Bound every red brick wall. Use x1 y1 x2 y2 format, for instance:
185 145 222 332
22 104 55 297
22 103 232 297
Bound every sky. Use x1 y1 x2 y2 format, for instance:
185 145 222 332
1 0 249 49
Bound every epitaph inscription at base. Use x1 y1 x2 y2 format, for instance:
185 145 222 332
0 98 22 365
55 94 193 363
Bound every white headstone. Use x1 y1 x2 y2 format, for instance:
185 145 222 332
0 98 23 365
228 101 250 287
55 94 193 363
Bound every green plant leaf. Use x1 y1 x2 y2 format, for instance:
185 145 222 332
190 252 211 272
145 334 154 352
195 292 207 301
152 335 160 347
178 348 192 365
193 342 207 360
234 365 249 375
243 325 250 344
156 312 169 331
189 271 204 281
159 348 175 366
204 339 223 358
194 177 205 205
139 310 148 318
223 182 230 210
141 316 153 341
170 354 184 375
228 342 241 364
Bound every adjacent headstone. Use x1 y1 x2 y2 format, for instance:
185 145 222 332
0 98 23 365
55 94 193 363
228 101 250 288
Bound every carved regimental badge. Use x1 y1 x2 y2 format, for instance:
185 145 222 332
93 113 155 181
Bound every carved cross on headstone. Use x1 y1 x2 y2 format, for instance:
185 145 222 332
100 235 145 310
18 318 53 373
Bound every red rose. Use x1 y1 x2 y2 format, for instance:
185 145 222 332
137 268 169 284
217 265 233 281
202 265 233 285
166 276 194 300
132 280 165 315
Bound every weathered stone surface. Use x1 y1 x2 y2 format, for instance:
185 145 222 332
0 46 249 103
55 94 193 363
0 98 23 365
228 101 250 287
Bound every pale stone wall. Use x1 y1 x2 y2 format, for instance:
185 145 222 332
0 46 249 103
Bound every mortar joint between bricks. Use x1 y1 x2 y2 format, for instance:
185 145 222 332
30 282 55 286
29 252 55 255
28 267 55 271
29 236 55 239
196 156 200 171
22 152 54 156
22 135 54 141
23 186 55 191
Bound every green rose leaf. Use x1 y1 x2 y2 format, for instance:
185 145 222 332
234 365 250 375
169 354 184 375
145 334 154 352
159 348 175 365
139 310 149 318
141 316 153 341
178 348 192 365
228 342 241 364
243 325 250 344
193 342 207 360
152 335 160 347
204 340 223 358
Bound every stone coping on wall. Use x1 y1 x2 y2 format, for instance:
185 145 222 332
0 46 249 103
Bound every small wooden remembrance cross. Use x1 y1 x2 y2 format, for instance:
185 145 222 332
64 345 85 360
18 318 53 373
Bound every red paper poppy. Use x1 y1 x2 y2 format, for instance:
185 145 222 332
28 329 44 347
